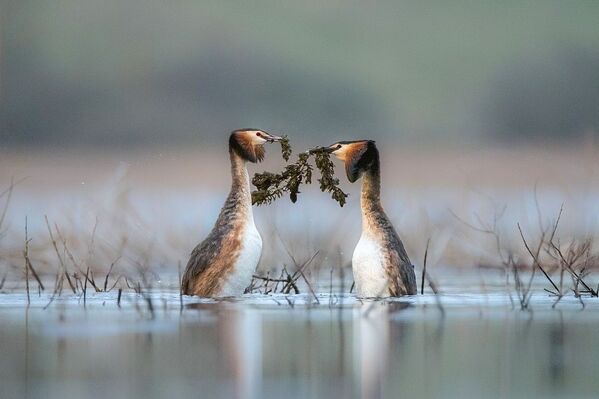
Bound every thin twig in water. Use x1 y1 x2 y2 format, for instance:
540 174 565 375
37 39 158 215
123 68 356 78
275 232 320 301
279 243 320 303
425 273 445 316
106 275 123 292
45 216 76 294
54 224 99 292
23 218 44 293
83 265 90 308
421 238 430 295
517 223 558 294
24 217 30 305
103 257 121 292
178 261 183 314
329 267 334 308
294 251 321 304
550 240 597 296
284 296 295 308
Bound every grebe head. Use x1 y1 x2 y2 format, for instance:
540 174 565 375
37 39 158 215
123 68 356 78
321 140 378 182
229 129 282 163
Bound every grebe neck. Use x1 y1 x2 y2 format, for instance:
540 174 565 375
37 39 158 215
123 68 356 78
360 160 383 230
225 149 253 223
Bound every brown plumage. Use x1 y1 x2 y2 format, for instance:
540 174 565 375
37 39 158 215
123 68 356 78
326 140 417 297
181 129 281 297
230 130 266 163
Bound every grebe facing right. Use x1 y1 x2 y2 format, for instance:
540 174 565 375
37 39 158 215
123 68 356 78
323 140 417 297
181 129 282 297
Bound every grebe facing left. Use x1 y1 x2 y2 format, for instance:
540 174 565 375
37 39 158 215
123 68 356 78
182 129 282 297
322 140 417 297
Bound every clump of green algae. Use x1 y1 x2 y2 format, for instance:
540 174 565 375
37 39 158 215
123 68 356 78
251 136 348 207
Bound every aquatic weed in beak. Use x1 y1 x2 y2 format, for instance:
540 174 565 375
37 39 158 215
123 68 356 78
251 138 348 207
311 147 348 207
252 152 312 205
279 136 292 161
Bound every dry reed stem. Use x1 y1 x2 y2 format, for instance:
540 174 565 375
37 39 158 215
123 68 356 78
518 223 559 294
24 218 30 305
421 238 430 295
54 223 99 292
45 216 76 294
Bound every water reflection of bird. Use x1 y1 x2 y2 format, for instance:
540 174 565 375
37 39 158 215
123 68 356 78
181 129 282 297
355 304 390 399
355 302 411 399
321 140 417 297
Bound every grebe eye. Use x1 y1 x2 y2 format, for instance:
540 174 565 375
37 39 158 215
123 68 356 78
336 145 342 150
256 132 262 137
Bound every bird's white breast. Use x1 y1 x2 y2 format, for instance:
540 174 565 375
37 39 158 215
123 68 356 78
220 222 262 296
352 234 389 297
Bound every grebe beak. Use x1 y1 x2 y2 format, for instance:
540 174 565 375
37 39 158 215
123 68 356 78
309 145 336 154
262 132 283 143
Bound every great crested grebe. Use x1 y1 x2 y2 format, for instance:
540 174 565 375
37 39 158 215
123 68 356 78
323 140 417 297
181 129 282 297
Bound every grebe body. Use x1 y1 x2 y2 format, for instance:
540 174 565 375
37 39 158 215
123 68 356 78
325 140 417 297
218 214 262 296
352 234 389 296
181 129 280 297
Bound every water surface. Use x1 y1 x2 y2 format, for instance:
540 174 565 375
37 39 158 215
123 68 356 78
1 271 598 399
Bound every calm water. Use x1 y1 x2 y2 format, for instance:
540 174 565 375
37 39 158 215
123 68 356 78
1 271 598 399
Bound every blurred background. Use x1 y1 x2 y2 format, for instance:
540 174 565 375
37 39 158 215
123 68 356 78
1 0 599 275
2 0 598 149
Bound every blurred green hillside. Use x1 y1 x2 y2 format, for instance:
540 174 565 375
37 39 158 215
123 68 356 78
1 1 598 148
